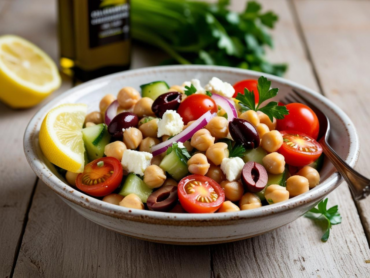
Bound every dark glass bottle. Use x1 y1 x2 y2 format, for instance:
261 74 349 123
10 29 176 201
58 0 131 81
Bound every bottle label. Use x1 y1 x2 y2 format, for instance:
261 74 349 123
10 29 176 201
88 0 130 49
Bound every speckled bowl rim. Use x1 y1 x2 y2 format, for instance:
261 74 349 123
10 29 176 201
23 65 359 224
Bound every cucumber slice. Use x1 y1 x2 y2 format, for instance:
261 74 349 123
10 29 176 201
257 169 288 201
82 124 111 161
140 81 170 100
119 173 152 203
243 147 267 165
309 154 324 171
160 150 189 181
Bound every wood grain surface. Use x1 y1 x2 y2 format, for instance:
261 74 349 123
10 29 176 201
0 0 369 277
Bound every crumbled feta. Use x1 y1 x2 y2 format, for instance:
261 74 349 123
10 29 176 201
182 79 205 94
221 157 245 181
121 150 152 176
157 110 184 137
177 142 185 149
205 77 235 98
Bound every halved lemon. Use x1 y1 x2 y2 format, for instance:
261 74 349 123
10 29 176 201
0 35 61 108
39 104 87 173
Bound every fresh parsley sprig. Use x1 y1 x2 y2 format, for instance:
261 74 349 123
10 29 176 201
184 84 197 96
304 198 342 242
221 139 247 158
166 143 191 164
236 76 289 122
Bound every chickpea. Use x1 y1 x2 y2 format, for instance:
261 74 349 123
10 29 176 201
139 119 159 138
286 175 309 197
262 152 285 174
65 171 78 186
133 97 155 118
119 193 144 210
151 155 163 166
220 181 244 202
144 165 166 188
240 110 260 127
218 201 240 213
264 184 289 204
85 122 96 128
206 116 229 139
85 111 103 125
169 85 184 94
256 123 269 138
139 137 160 153
257 112 277 130
297 166 320 189
99 94 115 114
104 141 127 161
183 141 193 153
123 127 143 149
239 193 262 210
102 194 124 205
206 164 226 184
183 120 195 130
163 178 178 187
187 153 210 176
206 142 229 166
261 130 283 153
217 107 227 118
162 135 170 142
191 129 215 151
117 87 141 109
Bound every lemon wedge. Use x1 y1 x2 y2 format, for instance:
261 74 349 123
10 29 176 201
0 35 61 108
39 104 87 173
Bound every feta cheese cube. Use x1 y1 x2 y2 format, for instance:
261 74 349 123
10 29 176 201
182 79 205 94
157 110 184 137
205 77 235 98
121 150 153 176
221 157 245 181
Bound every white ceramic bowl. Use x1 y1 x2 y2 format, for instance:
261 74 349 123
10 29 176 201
24 65 359 245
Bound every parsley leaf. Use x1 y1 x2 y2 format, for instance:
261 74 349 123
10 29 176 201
235 76 289 122
166 143 191 165
304 198 342 242
184 84 197 96
206 90 212 97
220 139 246 158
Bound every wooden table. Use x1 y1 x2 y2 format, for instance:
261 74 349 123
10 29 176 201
1 0 370 277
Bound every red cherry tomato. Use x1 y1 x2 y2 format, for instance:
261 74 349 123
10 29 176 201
277 103 320 139
76 157 123 197
278 131 323 167
177 94 217 124
232 79 259 103
178 175 225 213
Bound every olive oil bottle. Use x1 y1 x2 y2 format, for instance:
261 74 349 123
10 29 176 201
58 0 131 81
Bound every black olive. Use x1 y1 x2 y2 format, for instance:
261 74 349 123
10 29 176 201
108 112 139 141
229 118 260 149
152 92 182 118
242 162 268 193
147 186 178 212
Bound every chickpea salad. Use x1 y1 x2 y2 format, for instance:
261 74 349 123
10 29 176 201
40 76 324 213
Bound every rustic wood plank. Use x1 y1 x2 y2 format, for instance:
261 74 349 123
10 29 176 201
211 0 370 277
0 0 72 277
294 0 370 244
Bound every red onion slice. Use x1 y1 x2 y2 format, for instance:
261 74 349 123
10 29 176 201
151 111 216 156
211 94 237 121
105 100 120 125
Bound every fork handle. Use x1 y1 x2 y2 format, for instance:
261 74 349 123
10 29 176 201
319 138 370 200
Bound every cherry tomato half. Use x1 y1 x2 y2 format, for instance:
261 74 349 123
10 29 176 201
178 175 225 213
232 79 259 103
276 103 320 139
178 94 217 124
278 131 323 167
76 157 123 197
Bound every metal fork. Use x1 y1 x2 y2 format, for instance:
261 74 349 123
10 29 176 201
283 90 370 200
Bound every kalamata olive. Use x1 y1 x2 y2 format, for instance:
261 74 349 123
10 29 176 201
242 161 268 193
147 186 178 211
108 112 139 141
229 118 260 149
152 92 182 118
